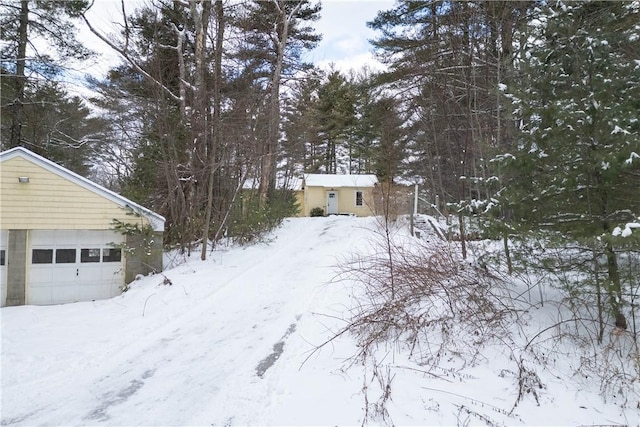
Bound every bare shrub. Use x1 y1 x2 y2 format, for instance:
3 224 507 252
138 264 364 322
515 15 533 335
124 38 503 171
331 220 514 424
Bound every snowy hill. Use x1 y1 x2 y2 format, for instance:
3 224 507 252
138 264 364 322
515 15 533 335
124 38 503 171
1 216 635 426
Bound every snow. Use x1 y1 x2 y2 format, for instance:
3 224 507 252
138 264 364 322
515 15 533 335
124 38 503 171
625 151 640 165
1 217 636 426
304 173 378 188
613 221 640 237
611 125 631 135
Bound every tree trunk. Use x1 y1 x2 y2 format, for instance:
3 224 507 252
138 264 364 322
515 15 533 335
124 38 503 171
458 212 467 260
605 242 626 330
9 0 29 148
503 233 512 275
593 249 605 343
258 0 303 208
202 0 224 260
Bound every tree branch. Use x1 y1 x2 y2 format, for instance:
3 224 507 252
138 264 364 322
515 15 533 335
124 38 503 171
80 5 181 103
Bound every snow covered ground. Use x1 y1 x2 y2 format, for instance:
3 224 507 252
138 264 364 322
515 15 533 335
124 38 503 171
1 216 637 426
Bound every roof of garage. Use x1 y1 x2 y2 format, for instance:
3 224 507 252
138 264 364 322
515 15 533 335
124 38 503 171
0 147 165 231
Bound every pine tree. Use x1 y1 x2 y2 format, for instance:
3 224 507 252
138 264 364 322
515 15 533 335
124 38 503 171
369 1 531 205
0 0 92 150
313 71 357 173
497 1 640 331
234 0 321 206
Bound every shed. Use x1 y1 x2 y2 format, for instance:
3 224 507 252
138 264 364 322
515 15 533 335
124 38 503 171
0 147 165 306
300 174 378 217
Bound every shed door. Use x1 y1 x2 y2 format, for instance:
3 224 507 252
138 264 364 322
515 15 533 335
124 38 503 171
28 230 124 305
327 191 339 215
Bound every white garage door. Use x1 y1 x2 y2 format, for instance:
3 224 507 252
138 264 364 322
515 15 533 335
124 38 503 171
29 230 125 305
0 230 6 306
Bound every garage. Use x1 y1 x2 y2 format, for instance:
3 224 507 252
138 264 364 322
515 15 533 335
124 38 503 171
28 230 125 305
1 147 165 307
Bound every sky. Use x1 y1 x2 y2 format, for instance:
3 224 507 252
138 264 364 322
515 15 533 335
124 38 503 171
75 0 394 82
304 0 394 71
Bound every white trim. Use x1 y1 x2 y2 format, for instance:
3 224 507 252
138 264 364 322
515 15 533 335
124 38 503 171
0 147 165 231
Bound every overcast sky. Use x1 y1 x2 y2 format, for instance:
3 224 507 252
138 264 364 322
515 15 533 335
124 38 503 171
306 0 394 71
77 0 394 79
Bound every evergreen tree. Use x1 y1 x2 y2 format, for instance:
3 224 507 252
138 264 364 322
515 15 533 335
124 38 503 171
370 97 407 183
313 70 357 173
0 70 106 177
280 68 322 175
369 1 532 205
0 0 92 150
497 1 640 331
234 0 321 206
280 69 385 177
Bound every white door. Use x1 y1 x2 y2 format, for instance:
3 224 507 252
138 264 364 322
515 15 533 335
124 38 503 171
28 230 124 305
0 230 7 306
327 191 339 215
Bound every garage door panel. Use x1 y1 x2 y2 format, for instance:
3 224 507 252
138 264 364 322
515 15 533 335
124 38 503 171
31 230 56 246
77 284 105 301
78 230 121 246
28 286 54 305
51 285 77 304
28 230 125 305
101 269 123 282
54 265 79 283
30 267 54 285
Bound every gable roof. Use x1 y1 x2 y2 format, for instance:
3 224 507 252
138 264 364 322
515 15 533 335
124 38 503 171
0 147 165 231
304 174 378 188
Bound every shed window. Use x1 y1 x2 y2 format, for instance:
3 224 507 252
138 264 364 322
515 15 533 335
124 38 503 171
32 249 53 264
81 248 101 263
55 249 76 264
0 250 5 266
102 248 122 263
355 191 363 206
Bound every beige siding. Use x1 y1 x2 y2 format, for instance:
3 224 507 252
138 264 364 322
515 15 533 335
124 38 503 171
304 187 324 216
0 157 149 230
304 186 376 217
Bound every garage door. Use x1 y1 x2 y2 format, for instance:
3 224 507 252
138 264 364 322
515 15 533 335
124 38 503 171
29 230 124 305
0 230 6 306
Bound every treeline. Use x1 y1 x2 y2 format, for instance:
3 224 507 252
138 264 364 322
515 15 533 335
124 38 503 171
2 1 638 248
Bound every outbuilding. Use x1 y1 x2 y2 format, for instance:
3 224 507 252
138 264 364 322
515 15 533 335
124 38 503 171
299 174 378 217
0 147 165 306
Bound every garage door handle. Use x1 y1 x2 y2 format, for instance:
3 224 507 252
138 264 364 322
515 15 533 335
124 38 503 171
76 268 79 277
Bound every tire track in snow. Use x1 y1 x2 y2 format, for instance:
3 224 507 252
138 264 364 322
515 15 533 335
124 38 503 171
75 217 350 424
2 217 376 426
255 315 301 378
